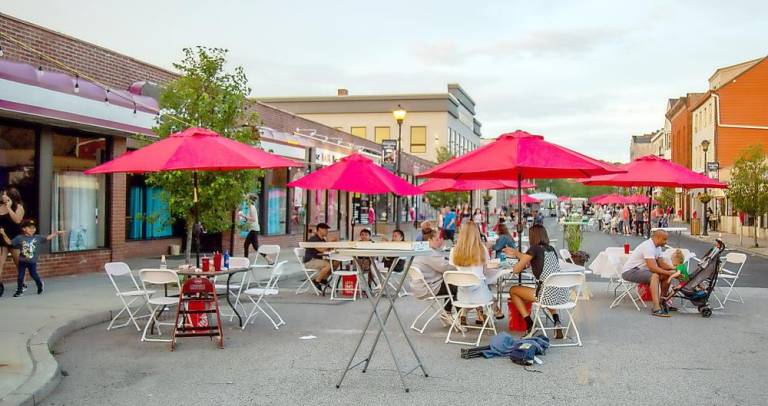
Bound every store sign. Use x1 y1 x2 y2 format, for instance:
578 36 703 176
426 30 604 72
314 148 346 166
381 140 398 172
706 161 719 180
261 140 305 160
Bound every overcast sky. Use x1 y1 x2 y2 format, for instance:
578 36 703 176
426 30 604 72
3 0 767 162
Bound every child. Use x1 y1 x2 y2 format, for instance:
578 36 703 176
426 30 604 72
0 219 65 297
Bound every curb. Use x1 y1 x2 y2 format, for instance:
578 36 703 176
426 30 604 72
2 310 115 406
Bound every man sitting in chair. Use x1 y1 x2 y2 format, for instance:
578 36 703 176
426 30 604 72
306 223 333 291
621 229 680 317
411 228 458 327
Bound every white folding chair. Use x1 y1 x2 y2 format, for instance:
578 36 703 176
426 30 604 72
294 248 321 295
242 261 287 330
252 245 281 275
714 252 746 309
531 272 586 347
138 269 181 343
104 262 154 331
443 271 497 346
609 267 647 311
214 256 252 321
328 253 358 301
408 266 451 334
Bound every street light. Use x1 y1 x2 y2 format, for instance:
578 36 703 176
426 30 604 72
701 139 711 236
392 105 407 228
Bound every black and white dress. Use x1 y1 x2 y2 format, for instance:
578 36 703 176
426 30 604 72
526 243 571 306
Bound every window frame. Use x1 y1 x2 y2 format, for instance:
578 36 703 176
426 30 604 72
350 126 367 139
374 126 391 144
410 126 427 153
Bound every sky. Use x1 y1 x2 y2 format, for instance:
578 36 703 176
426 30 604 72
3 0 767 162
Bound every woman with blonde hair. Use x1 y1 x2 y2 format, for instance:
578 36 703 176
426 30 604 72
451 222 503 325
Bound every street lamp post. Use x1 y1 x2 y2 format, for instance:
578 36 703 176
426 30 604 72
393 105 407 229
701 139 710 237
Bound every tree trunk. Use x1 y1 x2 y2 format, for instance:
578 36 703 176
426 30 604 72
185 221 193 264
755 214 760 248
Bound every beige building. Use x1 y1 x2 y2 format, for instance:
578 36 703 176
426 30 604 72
257 83 483 164
629 133 655 160
650 128 670 159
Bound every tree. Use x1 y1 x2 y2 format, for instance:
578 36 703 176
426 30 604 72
726 145 768 247
425 146 469 209
536 179 614 198
147 47 261 262
656 187 676 209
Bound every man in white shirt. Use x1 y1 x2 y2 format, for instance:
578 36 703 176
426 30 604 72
622 230 680 317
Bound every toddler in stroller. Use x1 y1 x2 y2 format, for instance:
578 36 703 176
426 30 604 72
664 239 725 318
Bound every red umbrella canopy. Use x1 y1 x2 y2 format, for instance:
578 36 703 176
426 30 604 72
287 153 422 196
626 194 658 205
417 130 620 180
581 155 727 189
508 194 540 205
418 178 535 193
84 127 301 174
592 194 631 205
558 196 571 202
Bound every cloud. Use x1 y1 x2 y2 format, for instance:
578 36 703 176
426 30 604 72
412 27 626 65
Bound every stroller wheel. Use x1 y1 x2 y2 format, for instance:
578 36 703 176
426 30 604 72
701 307 712 318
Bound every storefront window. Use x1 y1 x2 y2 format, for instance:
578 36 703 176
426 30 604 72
0 124 38 222
328 189 338 230
126 175 173 240
51 133 107 252
266 169 288 235
290 168 306 234
313 190 327 225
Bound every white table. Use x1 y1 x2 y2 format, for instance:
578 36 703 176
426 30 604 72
589 247 695 279
334 248 431 393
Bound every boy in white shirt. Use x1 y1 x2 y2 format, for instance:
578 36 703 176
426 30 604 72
621 230 680 317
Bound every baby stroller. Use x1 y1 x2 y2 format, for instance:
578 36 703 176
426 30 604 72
664 239 725 318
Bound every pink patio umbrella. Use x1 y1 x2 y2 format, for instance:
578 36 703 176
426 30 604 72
418 178 535 193
626 194 658 205
581 155 727 236
85 127 302 263
418 130 621 253
287 153 422 238
508 194 541 205
591 194 631 205
558 196 571 202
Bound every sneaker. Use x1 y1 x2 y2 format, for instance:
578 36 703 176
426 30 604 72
22 283 28 292
0 282 4 297
652 308 670 318
37 282 44 295
13 290 23 298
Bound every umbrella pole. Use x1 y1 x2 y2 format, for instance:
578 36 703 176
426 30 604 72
194 171 201 268
517 174 523 284
647 187 653 239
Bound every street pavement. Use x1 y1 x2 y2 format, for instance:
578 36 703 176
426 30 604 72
2 217 768 405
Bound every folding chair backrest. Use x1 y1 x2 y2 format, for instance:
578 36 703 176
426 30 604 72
294 248 306 268
725 252 747 265
258 244 281 256
559 249 573 263
228 256 251 269
105 262 132 277
105 262 140 293
264 261 288 290
443 271 481 288
408 266 424 282
139 268 180 291
538 272 584 307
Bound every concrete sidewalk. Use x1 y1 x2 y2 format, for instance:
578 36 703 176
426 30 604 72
0 254 308 406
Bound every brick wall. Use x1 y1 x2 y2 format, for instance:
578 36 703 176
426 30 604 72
125 238 183 258
1 249 111 283
0 13 177 90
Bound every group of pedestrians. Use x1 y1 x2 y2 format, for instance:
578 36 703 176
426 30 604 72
437 204 487 242
597 204 672 236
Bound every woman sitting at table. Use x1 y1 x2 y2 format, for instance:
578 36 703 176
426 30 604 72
382 229 405 273
490 223 516 257
451 222 504 325
503 224 566 338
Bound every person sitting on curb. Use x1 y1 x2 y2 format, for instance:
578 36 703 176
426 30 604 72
621 229 680 317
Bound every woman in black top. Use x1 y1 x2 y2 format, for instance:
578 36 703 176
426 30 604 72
503 224 564 337
0 188 25 297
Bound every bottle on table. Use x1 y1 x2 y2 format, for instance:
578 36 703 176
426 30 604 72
160 255 167 269
223 250 230 269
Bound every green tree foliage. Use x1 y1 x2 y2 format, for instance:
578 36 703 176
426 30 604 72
425 146 468 209
536 179 614 198
146 47 261 261
726 145 768 247
656 187 676 209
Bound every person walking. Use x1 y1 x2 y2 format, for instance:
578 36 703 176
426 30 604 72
240 193 260 258
1 219 66 297
0 188 25 297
